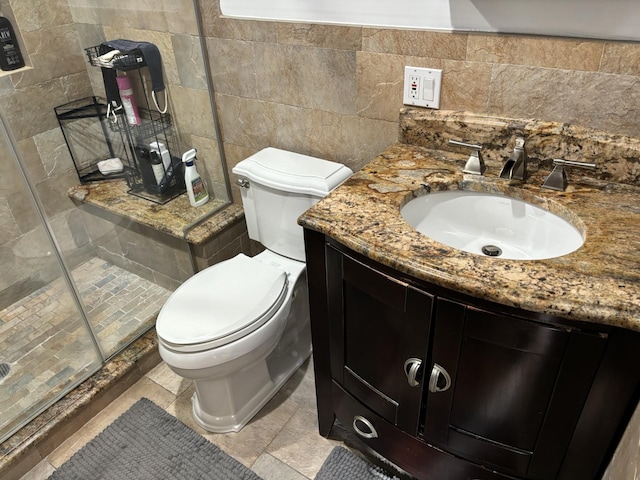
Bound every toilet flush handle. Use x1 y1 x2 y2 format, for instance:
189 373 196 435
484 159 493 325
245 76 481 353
237 177 250 188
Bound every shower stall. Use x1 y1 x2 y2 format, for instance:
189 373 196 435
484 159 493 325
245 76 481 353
0 0 229 444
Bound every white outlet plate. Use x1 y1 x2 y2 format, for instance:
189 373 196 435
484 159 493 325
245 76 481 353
403 66 442 109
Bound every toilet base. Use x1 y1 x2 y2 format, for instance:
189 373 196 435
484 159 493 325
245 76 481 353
191 342 311 433
190 273 312 433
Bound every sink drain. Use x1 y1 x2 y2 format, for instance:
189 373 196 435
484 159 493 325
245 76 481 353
0 362 10 380
482 245 503 257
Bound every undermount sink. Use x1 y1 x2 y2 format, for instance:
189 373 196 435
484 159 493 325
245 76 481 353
401 190 584 260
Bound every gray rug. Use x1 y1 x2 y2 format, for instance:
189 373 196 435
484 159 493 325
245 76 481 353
47 398 262 480
315 446 401 480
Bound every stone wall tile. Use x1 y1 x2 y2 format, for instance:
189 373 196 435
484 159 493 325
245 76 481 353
441 60 492 112
207 37 258 98
600 42 640 76
467 34 603 71
276 23 361 51
487 64 640 138
362 28 467 60
0 80 68 141
15 25 87 88
357 52 445 122
206 15 277 43
253 43 357 115
168 85 216 139
172 34 207 91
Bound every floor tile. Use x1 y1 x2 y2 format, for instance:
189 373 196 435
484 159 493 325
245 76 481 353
46 377 176 468
146 361 191 396
266 406 340 479
251 452 310 480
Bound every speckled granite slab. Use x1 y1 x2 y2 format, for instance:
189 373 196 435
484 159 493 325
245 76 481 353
68 181 244 245
299 110 640 332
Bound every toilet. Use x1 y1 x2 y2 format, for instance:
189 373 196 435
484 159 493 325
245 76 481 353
156 147 352 433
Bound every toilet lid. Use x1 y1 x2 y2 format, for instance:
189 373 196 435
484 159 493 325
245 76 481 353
156 254 288 351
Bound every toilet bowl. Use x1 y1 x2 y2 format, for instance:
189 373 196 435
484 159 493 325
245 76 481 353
157 250 309 432
156 147 352 433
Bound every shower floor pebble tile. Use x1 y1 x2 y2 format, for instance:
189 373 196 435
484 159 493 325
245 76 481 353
0 257 171 444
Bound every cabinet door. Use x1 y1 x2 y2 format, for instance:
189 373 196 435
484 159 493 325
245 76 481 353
425 298 606 479
326 244 434 436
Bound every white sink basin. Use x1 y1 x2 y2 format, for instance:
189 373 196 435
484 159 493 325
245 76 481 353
401 190 584 260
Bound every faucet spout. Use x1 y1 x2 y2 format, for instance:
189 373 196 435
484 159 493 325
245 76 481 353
500 137 527 181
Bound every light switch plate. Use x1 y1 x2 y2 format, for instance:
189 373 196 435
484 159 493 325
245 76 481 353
403 66 442 109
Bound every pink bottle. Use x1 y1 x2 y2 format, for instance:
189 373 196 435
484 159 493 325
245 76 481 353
116 75 141 126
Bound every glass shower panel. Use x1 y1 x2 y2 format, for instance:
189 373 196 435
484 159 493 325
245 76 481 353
0 130 102 444
70 207 190 357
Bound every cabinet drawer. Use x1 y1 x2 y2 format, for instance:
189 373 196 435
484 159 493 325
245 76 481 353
332 381 517 480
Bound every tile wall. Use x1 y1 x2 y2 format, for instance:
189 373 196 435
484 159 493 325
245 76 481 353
198 0 640 203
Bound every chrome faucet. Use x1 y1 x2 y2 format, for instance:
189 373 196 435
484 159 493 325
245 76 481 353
541 158 596 191
500 137 527 181
448 139 486 175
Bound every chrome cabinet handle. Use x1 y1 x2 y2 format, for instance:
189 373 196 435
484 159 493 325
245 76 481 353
428 363 452 393
403 357 422 387
353 415 379 439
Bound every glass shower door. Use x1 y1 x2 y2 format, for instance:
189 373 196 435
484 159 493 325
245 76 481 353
0 126 103 443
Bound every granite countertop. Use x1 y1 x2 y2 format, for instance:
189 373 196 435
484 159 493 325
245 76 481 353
68 180 244 245
299 142 640 332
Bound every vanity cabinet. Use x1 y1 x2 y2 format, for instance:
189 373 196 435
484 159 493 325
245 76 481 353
305 230 640 480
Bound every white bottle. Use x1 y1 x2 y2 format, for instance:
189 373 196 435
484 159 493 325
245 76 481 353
182 149 209 207
150 141 171 170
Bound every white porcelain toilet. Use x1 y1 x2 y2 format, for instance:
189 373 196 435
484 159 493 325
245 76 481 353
156 147 352 433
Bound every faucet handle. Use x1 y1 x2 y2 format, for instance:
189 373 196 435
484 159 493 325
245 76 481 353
448 139 486 175
541 158 596 191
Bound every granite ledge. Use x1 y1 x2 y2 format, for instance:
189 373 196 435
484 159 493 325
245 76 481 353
68 180 244 245
299 142 640 333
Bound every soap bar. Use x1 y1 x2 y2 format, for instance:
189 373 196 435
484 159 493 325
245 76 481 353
97 157 124 175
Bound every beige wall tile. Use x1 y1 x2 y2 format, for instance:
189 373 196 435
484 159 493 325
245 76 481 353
13 25 86 89
11 0 72 32
487 64 640 138
356 52 411 123
253 42 357 115
205 15 277 43
467 34 604 71
172 34 207 91
276 22 361 51
207 37 259 98
362 28 467 60
168 85 216 139
601 42 640 76
441 60 492 112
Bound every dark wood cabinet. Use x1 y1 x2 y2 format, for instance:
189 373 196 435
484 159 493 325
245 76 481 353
426 298 606 479
305 229 640 480
326 243 434 435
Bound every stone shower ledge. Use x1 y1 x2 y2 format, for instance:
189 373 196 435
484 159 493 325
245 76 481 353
68 180 244 246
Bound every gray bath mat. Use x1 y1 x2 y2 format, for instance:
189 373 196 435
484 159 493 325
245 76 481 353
315 446 401 480
48 397 262 480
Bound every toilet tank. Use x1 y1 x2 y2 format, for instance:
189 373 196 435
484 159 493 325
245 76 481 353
232 147 353 261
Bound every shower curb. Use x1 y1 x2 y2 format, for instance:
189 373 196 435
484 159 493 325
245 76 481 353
0 327 161 480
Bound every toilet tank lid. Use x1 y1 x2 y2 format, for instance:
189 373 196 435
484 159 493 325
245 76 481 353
232 147 353 197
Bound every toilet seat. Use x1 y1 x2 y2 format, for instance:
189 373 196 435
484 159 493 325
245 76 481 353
157 254 288 353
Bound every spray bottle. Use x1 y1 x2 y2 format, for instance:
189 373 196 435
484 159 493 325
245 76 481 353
182 149 209 207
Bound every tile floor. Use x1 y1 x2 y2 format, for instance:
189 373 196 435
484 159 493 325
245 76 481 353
20 357 359 480
0 257 171 445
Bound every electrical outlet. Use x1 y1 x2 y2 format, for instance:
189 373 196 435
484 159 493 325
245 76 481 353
403 66 442 109
409 75 420 99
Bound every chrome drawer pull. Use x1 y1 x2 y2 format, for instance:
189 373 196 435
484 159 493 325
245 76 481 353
403 357 422 387
353 415 379 439
429 363 452 393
